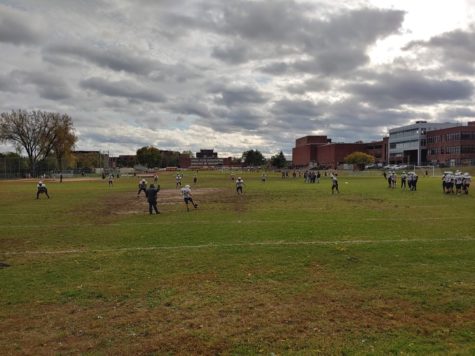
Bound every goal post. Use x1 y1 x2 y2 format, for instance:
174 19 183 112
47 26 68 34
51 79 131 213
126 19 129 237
414 165 436 177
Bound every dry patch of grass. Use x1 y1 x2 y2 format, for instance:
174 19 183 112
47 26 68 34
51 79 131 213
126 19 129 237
1 264 473 354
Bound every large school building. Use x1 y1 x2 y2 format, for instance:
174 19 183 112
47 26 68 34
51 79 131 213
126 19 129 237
293 121 475 168
426 122 475 166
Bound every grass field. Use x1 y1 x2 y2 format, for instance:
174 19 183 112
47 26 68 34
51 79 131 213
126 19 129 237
1 170 474 355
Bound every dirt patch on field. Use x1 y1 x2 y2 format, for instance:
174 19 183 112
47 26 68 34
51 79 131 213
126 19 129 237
99 188 227 216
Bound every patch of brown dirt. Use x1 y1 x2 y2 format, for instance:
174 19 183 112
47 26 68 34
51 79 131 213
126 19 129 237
98 188 228 216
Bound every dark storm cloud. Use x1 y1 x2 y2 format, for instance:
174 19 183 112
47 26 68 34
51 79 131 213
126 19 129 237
404 28 475 75
0 5 43 45
347 71 474 108
80 77 166 103
46 43 160 76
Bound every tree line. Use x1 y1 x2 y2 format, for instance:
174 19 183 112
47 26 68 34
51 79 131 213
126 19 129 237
0 110 77 176
0 109 292 175
135 147 289 169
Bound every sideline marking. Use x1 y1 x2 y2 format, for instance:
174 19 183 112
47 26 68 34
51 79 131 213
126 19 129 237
2 237 474 256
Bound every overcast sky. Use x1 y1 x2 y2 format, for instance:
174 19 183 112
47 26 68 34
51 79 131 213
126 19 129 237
1 0 475 158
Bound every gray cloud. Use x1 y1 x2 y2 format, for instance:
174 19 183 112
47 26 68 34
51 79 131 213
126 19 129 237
0 5 43 45
46 43 160 76
1 1 474 157
224 108 264 130
81 131 145 146
293 49 369 75
271 99 323 118
210 84 269 107
346 71 474 108
286 77 332 94
404 27 475 75
165 100 212 118
0 73 21 93
195 106 265 133
211 41 252 65
259 62 291 75
210 3 404 73
10 70 72 100
80 77 166 103
324 99 420 129
442 107 475 119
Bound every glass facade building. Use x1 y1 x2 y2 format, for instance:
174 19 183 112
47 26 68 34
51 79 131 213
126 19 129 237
388 121 458 165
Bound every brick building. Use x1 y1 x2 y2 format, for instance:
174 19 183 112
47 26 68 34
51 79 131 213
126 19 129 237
426 122 475 166
196 149 218 159
316 143 366 168
179 149 230 168
292 136 388 169
388 121 457 165
291 136 331 167
365 138 388 164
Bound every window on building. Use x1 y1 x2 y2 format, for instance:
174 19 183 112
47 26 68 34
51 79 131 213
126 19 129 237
461 132 475 140
461 145 475 153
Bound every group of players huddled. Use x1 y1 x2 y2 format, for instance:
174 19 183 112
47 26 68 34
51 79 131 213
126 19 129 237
442 171 471 195
385 171 419 191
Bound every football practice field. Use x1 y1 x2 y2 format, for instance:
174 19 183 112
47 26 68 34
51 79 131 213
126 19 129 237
1 171 474 355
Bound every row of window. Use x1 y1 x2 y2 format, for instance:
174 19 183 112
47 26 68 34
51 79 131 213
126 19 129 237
427 132 475 143
389 128 424 139
429 146 475 155
389 140 419 150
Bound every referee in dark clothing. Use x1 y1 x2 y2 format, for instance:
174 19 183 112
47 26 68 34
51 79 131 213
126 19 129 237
146 184 160 214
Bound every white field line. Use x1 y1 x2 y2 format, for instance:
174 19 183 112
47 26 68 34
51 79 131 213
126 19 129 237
2 237 474 256
0 216 472 229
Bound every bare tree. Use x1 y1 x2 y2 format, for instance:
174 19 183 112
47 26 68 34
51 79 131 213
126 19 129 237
0 110 77 176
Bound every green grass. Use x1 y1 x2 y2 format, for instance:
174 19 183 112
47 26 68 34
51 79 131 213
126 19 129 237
1 170 474 355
